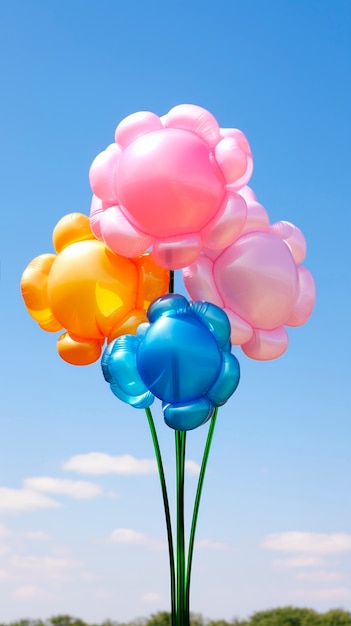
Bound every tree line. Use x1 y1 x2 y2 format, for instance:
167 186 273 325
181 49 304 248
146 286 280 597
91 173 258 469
1 607 351 626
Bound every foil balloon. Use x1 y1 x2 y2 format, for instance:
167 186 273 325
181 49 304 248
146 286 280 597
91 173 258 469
183 187 316 361
89 104 253 269
20 213 169 365
101 294 240 430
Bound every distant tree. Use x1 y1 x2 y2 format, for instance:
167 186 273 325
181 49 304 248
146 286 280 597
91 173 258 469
208 621 240 626
232 618 250 626
320 611 351 626
0 621 46 626
125 619 147 626
189 614 206 626
49 617 91 626
144 613 171 626
2 608 351 626
249 607 319 626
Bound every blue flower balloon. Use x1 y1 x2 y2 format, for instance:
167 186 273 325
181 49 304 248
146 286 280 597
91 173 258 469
101 294 240 430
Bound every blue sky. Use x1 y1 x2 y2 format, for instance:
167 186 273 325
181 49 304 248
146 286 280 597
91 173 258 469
0 0 350 621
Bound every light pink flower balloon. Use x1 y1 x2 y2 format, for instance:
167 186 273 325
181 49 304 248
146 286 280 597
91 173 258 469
183 187 316 361
89 105 253 269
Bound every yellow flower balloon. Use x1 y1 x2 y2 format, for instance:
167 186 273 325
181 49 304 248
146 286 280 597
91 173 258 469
21 213 170 365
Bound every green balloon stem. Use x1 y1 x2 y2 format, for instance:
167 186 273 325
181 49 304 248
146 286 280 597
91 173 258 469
185 408 218 619
175 430 187 626
145 407 176 626
169 270 174 294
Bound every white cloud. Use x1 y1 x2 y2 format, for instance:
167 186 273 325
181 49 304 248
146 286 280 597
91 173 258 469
96 588 113 599
0 488 60 513
195 538 231 550
0 524 12 537
295 570 346 583
294 587 351 601
0 528 50 557
10 555 82 571
262 532 351 554
24 476 102 499
272 556 330 569
22 530 50 541
63 452 157 475
142 592 161 603
50 545 73 556
0 569 9 581
106 490 119 499
81 571 98 583
108 528 165 550
13 584 46 600
185 460 200 476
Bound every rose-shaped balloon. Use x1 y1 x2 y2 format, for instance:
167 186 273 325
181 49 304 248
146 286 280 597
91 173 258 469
89 104 253 269
20 213 169 365
183 188 316 360
101 294 240 430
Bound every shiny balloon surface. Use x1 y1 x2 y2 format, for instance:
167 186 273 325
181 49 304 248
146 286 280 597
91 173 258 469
90 104 252 269
102 294 240 430
20 213 169 365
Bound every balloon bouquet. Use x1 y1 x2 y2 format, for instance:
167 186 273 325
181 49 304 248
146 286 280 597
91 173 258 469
21 105 315 626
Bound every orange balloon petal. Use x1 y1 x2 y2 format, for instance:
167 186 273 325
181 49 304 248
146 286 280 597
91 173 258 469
53 213 95 253
108 309 148 342
57 333 104 365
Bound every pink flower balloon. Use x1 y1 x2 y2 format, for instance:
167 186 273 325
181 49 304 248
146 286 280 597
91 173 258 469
89 105 253 269
183 187 316 361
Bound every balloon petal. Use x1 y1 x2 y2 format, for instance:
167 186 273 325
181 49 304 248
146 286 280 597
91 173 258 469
104 335 148 396
136 322 150 337
89 143 121 202
33 309 63 332
190 301 231 348
133 253 170 309
238 188 270 233
108 309 148 342
242 327 289 360
183 255 224 308
224 308 253 345
163 398 214 431
214 232 298 330
286 267 316 327
215 138 249 184
220 128 252 155
219 129 253 189
53 213 94 253
269 221 306 264
201 192 247 249
57 333 104 365
152 234 201 269
100 206 153 257
101 339 115 382
148 294 189 323
164 104 220 147
110 381 154 409
115 111 162 149
207 352 240 405
237 185 257 202
102 337 154 408
21 254 56 312
89 194 104 240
